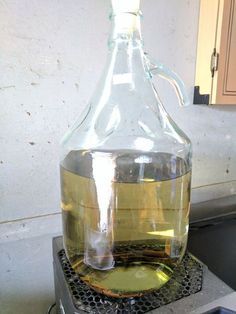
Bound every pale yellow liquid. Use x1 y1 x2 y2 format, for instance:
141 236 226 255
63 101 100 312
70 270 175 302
61 150 191 297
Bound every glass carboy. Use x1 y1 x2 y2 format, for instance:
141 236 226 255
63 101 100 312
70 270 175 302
60 0 192 298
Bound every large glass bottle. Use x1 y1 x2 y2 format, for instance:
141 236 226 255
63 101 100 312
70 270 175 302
60 0 192 298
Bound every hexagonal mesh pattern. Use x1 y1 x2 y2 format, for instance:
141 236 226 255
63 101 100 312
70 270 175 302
58 250 203 313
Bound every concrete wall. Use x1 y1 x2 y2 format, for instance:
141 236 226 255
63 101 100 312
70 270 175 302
1 0 236 238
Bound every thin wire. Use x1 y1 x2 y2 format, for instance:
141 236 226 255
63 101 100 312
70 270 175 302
47 303 56 314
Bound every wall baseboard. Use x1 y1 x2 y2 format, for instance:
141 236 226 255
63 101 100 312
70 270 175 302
192 180 236 203
0 212 62 244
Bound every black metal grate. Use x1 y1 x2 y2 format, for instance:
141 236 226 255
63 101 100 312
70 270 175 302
58 250 203 313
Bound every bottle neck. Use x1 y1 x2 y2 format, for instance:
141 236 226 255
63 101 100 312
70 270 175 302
109 12 143 48
105 3 145 87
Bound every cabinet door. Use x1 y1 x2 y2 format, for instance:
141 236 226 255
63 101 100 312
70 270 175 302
194 0 219 105
213 0 236 104
194 0 236 105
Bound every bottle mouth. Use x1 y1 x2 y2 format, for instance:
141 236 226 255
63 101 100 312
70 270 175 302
110 10 142 20
109 10 142 21
109 1 143 44
111 0 141 16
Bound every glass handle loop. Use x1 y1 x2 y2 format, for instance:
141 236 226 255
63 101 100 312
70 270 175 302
145 54 190 107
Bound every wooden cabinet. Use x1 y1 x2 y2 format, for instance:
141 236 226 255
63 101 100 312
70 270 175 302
194 0 236 105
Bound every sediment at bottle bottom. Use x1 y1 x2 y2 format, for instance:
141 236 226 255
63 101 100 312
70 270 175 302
68 247 179 297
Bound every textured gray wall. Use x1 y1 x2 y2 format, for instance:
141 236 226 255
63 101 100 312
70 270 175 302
0 0 236 225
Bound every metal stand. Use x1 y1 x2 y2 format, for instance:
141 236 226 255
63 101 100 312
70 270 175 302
53 237 203 314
